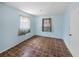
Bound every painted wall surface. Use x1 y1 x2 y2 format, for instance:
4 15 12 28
0 3 35 53
35 15 64 39
0 3 4 52
63 7 72 56
69 3 79 57
63 3 79 56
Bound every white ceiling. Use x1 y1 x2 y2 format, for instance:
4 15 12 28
4 2 71 16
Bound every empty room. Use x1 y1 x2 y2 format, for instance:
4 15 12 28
0 2 79 57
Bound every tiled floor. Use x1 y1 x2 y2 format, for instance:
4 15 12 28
0 35 72 57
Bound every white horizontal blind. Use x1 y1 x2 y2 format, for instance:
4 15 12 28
20 16 30 32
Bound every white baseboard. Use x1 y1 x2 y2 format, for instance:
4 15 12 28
0 34 62 53
63 39 74 57
0 35 34 53
35 34 63 39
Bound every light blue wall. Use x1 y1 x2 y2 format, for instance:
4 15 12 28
35 15 64 39
63 7 72 55
0 3 4 52
63 5 70 46
0 3 35 53
63 2 79 56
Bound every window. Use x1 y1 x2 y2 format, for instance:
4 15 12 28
18 16 30 35
42 18 52 32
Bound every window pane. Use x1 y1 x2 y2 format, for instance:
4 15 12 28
18 16 30 35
